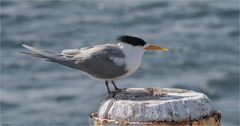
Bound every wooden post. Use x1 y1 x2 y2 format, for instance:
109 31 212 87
90 88 221 125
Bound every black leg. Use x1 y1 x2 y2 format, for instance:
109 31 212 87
105 81 111 94
111 81 120 91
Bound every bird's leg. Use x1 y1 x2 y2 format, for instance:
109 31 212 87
111 81 120 90
105 81 111 94
111 81 125 92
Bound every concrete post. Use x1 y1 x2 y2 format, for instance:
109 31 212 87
90 88 221 125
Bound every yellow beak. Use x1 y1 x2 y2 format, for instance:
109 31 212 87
144 44 168 51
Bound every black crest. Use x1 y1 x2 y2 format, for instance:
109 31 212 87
117 35 146 46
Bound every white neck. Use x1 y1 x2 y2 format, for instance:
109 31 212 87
117 42 145 78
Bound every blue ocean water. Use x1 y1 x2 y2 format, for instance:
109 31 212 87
1 0 239 125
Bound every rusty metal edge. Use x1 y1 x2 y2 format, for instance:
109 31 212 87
90 110 221 125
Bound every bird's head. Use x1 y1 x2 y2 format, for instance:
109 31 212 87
117 35 168 52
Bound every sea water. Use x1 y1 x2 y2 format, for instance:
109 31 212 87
1 0 239 125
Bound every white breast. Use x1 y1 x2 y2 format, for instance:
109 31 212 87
113 43 145 80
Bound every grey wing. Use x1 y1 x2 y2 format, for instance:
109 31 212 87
73 45 127 79
21 44 127 79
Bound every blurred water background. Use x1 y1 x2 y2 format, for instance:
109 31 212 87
1 0 239 125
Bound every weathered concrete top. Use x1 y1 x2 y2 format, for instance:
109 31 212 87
98 88 212 123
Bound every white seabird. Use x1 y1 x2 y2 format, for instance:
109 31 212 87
21 35 168 93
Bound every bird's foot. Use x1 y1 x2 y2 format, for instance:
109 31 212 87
108 89 126 98
115 88 126 93
107 91 117 98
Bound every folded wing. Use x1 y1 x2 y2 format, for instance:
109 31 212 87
21 44 127 79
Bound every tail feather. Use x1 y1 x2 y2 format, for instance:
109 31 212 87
20 44 65 62
19 51 46 58
20 44 82 70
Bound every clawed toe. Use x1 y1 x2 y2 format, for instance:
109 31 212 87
105 80 126 97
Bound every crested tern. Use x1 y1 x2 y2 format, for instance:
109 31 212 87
21 35 168 93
